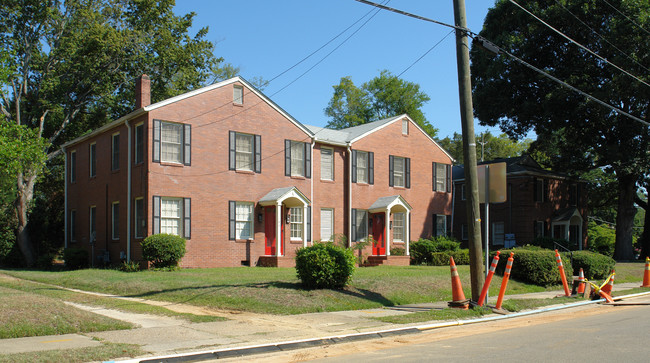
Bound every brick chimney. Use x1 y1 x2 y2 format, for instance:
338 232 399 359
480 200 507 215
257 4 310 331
135 74 151 108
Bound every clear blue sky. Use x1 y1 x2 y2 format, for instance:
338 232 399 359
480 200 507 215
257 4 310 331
173 0 498 139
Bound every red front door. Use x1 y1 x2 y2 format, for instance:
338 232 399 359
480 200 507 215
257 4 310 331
264 207 276 255
372 213 386 255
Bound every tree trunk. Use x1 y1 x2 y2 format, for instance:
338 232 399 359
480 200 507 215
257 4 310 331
614 174 637 260
15 172 37 267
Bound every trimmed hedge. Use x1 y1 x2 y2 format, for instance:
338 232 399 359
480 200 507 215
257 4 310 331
142 234 186 269
410 237 461 265
63 248 88 270
492 248 573 287
571 251 615 280
295 243 356 289
429 249 470 266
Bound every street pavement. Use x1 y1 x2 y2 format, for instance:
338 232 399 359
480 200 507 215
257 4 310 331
0 282 646 362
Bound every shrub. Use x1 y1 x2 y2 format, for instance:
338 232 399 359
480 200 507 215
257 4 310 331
119 260 141 273
410 237 461 265
571 251 615 280
390 246 406 256
141 234 186 269
295 242 355 289
492 248 573 287
530 236 574 251
587 222 615 257
63 248 88 270
428 249 470 266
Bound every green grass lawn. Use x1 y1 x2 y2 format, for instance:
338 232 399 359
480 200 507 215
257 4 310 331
0 343 143 363
5 262 642 315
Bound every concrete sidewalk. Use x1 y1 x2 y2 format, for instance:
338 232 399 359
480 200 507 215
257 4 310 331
0 282 643 361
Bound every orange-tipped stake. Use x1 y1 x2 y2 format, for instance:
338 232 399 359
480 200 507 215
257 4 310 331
448 256 469 309
555 250 571 297
495 252 514 310
478 251 500 306
642 257 650 288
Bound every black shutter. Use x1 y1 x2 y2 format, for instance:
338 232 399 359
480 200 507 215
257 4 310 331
447 215 452 236
368 152 374 185
534 178 539 202
152 120 161 163
351 150 357 183
304 142 311 178
432 162 438 191
183 198 191 239
183 124 191 166
229 131 236 170
446 164 451 192
228 201 236 240
152 196 161 234
285 140 291 176
405 157 411 189
307 206 311 242
389 155 394 187
254 134 262 173
544 179 549 202
351 209 357 242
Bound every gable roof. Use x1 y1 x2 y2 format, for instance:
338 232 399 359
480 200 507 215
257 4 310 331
452 155 579 182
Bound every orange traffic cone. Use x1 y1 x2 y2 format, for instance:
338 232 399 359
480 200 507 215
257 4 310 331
576 268 586 295
600 270 615 295
448 256 469 309
641 257 650 288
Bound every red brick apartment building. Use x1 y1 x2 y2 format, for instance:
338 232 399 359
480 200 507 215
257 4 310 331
63 76 453 268
451 156 588 250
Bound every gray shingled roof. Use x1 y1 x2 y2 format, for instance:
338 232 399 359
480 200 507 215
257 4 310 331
305 115 403 145
259 187 298 204
368 195 412 211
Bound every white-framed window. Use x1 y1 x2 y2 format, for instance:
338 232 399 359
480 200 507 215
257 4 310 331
393 213 405 242
111 133 120 171
460 184 466 200
461 224 468 240
135 123 144 164
89 142 96 177
435 163 447 192
291 141 305 176
134 197 145 238
235 132 254 171
161 122 183 164
70 209 77 242
320 147 333 181
290 207 303 239
356 151 368 183
402 119 408 135
393 156 405 187
89 205 97 243
535 220 545 238
492 222 505 245
112 201 120 240
320 208 333 241
235 202 254 239
354 209 368 242
233 85 243 104
436 215 447 237
70 150 77 182
161 198 182 236
569 184 578 206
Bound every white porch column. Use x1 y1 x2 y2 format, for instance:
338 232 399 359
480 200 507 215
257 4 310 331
578 222 583 250
406 209 411 256
564 222 570 241
276 202 282 257
303 205 308 248
385 208 390 256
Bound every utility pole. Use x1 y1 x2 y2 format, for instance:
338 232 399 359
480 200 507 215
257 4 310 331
452 0 484 302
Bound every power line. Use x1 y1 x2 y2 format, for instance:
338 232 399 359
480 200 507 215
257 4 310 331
354 0 465 32
509 0 650 89
554 0 650 74
601 0 650 37
397 30 454 78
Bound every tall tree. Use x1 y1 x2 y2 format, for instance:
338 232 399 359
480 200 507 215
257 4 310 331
0 0 234 266
437 131 532 164
325 70 438 138
470 0 650 260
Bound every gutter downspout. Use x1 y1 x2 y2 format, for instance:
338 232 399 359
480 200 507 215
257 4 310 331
310 138 315 246
347 144 352 248
125 120 132 262
63 146 68 249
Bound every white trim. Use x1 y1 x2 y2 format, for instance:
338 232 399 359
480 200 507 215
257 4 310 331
64 147 68 248
126 121 132 261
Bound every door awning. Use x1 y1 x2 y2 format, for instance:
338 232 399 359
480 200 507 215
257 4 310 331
259 186 310 207
368 195 412 213
552 207 581 222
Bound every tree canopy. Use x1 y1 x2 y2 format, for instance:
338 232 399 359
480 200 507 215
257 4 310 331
470 0 650 259
437 131 532 164
0 0 236 266
324 70 438 138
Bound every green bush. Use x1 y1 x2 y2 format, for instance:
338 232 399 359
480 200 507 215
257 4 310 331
295 242 356 289
571 251 615 280
390 246 406 256
530 236 574 251
492 249 573 287
410 237 461 265
141 234 186 269
63 248 88 270
587 222 615 257
428 249 470 266
118 260 141 273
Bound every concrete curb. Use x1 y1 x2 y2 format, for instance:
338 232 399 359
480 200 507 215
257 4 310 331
110 290 650 363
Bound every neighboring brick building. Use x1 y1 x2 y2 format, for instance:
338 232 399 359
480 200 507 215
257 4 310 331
451 156 588 250
63 76 454 268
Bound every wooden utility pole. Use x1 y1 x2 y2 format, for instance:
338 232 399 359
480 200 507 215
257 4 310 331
452 0 484 302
